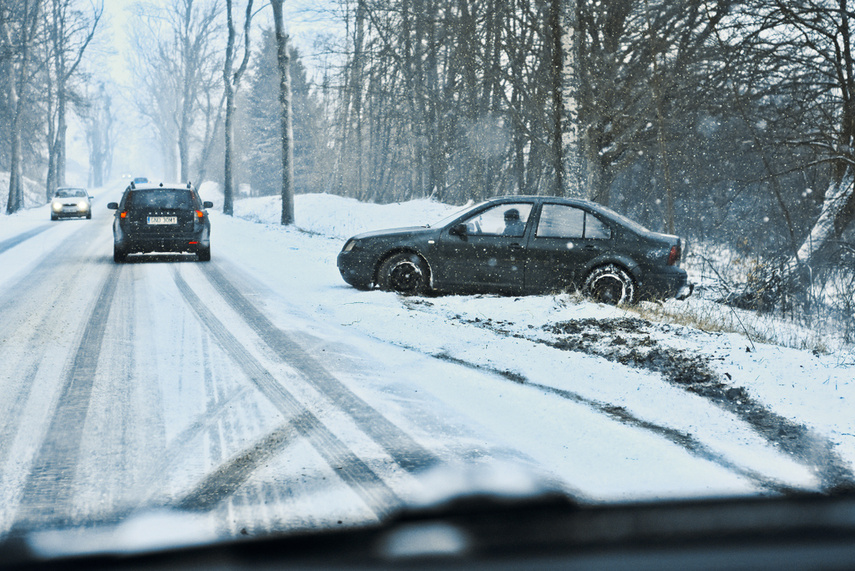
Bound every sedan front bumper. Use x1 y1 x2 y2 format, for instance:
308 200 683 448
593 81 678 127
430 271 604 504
337 250 377 290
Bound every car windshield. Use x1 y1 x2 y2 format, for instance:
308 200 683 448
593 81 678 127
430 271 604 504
1 0 855 565
428 202 483 228
54 188 87 198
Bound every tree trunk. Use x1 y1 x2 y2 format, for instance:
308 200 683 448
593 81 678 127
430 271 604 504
46 82 58 201
795 169 855 266
222 0 237 215
552 0 585 197
56 85 68 187
4 0 40 215
7 77 25 214
271 0 294 225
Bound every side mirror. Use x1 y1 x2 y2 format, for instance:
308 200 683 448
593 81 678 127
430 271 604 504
107 202 118 210
202 201 213 209
449 223 467 237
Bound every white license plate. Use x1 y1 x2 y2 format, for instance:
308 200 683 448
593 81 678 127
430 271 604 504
147 216 177 225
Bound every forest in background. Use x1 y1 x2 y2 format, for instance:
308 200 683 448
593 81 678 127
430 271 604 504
1 0 854 323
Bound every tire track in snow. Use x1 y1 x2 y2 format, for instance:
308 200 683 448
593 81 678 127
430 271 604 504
431 353 798 495
200 263 440 474
0 224 52 255
0 221 103 341
435 307 855 492
11 264 120 530
543 318 855 492
175 420 299 511
173 268 401 518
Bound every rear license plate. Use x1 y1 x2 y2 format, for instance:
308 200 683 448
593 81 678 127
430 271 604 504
147 216 177 225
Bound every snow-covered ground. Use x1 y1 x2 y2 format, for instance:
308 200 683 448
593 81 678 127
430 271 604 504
2 184 854 516
218 190 855 497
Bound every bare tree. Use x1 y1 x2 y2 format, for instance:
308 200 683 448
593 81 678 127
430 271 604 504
129 0 223 182
44 0 102 199
222 0 253 215
733 0 855 283
3 0 42 214
271 0 294 225
575 0 731 207
83 82 113 187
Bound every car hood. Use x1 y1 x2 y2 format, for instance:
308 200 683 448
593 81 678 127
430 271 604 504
349 226 436 241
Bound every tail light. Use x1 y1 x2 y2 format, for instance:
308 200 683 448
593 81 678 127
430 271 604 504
195 210 205 219
667 245 681 266
120 211 128 218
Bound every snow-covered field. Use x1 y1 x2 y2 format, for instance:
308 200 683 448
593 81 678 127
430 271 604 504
2 184 854 510
220 190 855 497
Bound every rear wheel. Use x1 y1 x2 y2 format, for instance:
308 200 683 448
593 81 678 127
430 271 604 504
583 264 637 305
197 246 211 262
113 245 126 263
377 252 428 295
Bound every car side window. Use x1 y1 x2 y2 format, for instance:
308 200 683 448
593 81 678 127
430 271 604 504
536 204 612 240
463 203 533 236
585 214 612 239
536 204 584 238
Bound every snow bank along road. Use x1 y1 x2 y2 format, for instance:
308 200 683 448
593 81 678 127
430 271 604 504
0 188 853 540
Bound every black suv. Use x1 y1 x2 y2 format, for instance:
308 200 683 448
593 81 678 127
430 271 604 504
107 182 213 263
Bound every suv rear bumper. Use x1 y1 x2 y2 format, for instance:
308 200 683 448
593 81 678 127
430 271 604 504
114 227 209 255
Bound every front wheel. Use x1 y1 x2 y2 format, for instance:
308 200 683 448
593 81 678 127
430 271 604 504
583 264 637 305
377 252 428 295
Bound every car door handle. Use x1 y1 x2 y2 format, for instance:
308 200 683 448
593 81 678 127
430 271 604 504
509 243 524 250
583 244 599 251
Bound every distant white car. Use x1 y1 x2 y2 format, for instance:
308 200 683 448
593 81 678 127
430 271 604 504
50 187 92 220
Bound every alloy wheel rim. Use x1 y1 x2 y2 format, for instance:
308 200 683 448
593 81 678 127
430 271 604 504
390 262 421 293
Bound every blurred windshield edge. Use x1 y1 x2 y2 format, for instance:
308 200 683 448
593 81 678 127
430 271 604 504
4 492 855 570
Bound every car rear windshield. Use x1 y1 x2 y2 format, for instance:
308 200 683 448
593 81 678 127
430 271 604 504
127 189 194 210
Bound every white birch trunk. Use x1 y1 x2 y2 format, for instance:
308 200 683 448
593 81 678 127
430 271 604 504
795 168 855 265
560 0 583 197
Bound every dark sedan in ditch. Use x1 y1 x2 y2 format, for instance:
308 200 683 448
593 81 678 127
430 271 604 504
337 196 693 304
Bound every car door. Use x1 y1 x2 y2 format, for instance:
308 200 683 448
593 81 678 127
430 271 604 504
525 203 613 292
434 202 534 292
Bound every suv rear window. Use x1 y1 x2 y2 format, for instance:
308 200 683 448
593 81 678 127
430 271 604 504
127 190 194 210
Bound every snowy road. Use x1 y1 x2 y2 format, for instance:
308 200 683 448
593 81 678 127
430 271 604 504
1 186 853 541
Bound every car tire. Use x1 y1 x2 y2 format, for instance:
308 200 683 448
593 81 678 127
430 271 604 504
113 245 127 263
51 213 58 221
86 212 92 219
197 246 211 262
377 252 428 295
583 264 637 305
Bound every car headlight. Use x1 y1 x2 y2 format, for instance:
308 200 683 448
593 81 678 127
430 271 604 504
52 202 62 212
342 239 358 253
78 201 89 210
